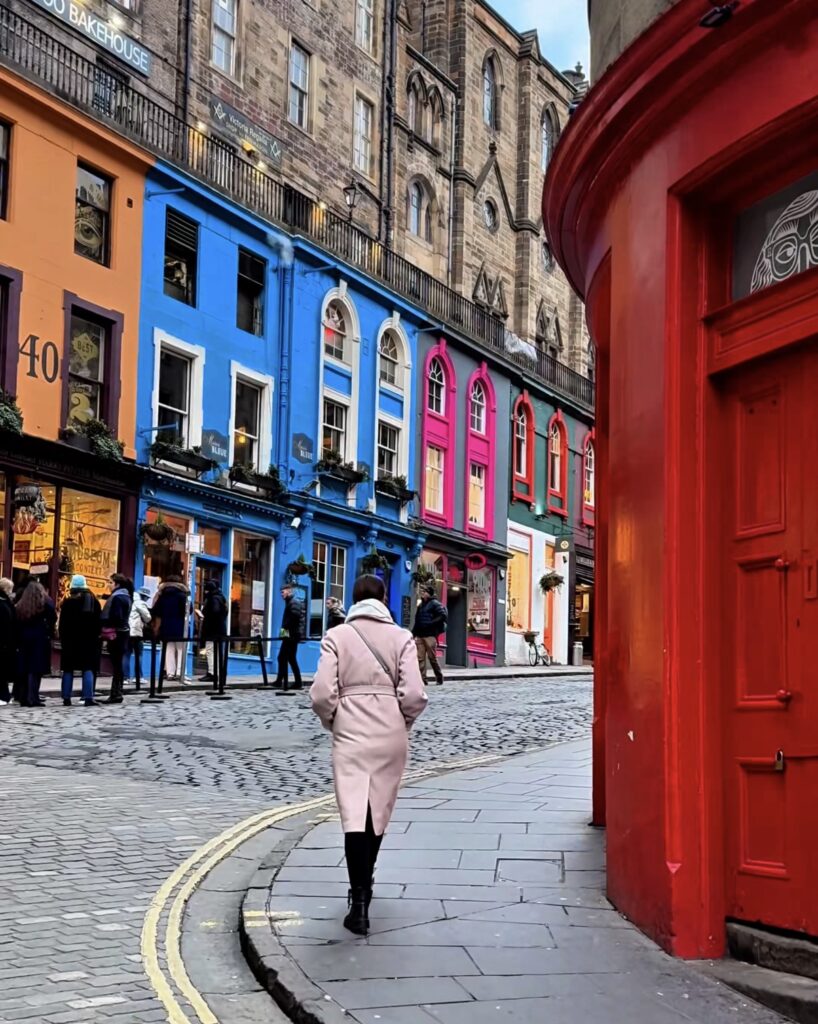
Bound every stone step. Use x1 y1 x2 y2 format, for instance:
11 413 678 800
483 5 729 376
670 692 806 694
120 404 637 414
702 960 818 1024
728 922 818 982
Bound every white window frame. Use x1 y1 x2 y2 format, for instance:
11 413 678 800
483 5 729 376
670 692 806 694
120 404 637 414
323 300 348 364
322 391 350 460
318 286 361 489
468 462 486 527
288 41 310 130
514 406 527 477
376 416 400 480
353 94 374 176
355 0 374 54
470 380 486 433
152 329 205 450
211 0 238 77
584 439 595 507
228 361 274 471
427 357 445 414
378 331 400 387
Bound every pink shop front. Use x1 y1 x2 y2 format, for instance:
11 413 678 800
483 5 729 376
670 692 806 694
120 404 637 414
418 536 509 668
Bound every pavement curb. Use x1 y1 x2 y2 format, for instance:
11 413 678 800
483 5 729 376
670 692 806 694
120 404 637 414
240 814 350 1024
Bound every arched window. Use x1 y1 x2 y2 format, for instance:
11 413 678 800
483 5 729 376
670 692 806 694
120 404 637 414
408 89 417 134
541 107 559 172
409 182 423 237
323 301 347 362
379 330 400 387
514 406 527 476
429 89 443 148
427 357 445 414
547 413 568 515
512 392 535 504
483 57 497 128
584 436 595 508
470 380 486 433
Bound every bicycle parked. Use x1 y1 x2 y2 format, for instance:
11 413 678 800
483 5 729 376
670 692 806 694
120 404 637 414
523 630 552 667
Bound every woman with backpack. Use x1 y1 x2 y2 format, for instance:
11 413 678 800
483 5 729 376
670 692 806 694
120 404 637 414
59 574 102 707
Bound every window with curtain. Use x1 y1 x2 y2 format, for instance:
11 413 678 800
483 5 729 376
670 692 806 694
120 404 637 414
549 420 563 495
424 445 444 513
323 301 347 361
468 463 486 527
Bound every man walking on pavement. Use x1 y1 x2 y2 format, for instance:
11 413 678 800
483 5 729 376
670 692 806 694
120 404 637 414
275 584 304 690
412 584 447 686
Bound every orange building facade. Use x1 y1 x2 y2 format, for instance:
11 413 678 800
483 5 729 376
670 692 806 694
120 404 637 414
545 0 818 958
0 68 149 604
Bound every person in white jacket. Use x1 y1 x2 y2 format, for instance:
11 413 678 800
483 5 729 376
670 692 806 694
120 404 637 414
127 586 152 689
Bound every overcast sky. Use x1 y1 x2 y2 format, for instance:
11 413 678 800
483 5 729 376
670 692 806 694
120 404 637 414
490 0 591 76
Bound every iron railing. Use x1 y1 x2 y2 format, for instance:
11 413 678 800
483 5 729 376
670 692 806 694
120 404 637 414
0 3 594 411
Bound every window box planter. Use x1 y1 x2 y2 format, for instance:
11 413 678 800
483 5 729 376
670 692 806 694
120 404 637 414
59 428 92 453
315 457 367 485
375 476 415 504
229 464 287 501
151 440 216 476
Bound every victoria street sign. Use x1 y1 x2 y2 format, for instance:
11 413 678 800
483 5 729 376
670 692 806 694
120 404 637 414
209 97 283 167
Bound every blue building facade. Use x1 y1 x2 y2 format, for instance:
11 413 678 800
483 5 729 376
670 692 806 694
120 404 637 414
135 162 427 678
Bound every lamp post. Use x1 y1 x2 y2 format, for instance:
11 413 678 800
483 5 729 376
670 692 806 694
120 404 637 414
343 181 360 222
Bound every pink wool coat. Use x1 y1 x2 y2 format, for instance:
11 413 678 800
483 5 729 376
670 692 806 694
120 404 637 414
310 603 428 834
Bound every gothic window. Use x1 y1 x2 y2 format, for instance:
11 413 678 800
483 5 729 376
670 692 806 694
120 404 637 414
323 301 348 362
407 180 434 242
483 199 498 232
483 56 497 129
470 380 486 433
541 106 559 172
427 357 445 414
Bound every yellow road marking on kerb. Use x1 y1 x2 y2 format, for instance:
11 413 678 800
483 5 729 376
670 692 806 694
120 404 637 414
141 751 504 1023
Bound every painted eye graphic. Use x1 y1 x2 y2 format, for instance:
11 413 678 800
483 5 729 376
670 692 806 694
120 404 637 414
769 234 799 278
75 206 103 257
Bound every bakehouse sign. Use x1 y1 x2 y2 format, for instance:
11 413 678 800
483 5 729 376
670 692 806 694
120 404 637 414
30 0 152 75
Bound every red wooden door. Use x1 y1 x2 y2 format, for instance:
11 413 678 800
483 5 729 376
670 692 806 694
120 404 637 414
719 345 818 935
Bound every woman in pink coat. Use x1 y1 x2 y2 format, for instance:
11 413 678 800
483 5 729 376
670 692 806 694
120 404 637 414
311 574 428 935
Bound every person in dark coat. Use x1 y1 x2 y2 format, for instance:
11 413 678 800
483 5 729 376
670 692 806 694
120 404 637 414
325 596 347 631
275 584 304 690
197 579 228 683
0 578 16 705
412 585 448 686
59 574 101 707
101 573 132 704
14 577 56 707
151 575 190 682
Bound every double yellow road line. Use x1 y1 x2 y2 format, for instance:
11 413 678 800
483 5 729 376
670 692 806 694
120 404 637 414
141 751 506 1023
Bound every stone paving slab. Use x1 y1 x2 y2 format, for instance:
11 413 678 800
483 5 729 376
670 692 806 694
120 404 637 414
242 740 790 1024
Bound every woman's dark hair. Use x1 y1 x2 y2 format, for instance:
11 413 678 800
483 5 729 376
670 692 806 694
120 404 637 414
110 573 130 590
15 579 47 621
165 574 183 584
352 574 386 604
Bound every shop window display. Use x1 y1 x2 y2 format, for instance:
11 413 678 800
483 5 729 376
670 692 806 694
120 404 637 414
467 567 492 640
506 546 530 631
142 509 189 592
58 489 120 604
230 532 269 654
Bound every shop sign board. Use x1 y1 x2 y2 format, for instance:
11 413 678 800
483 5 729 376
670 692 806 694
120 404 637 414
30 0 152 74
292 433 314 464
201 430 229 464
209 97 283 166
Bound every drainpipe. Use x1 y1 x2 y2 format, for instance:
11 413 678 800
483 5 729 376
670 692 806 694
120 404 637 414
446 91 457 288
181 0 193 125
271 232 295 477
384 0 398 248
378 0 391 242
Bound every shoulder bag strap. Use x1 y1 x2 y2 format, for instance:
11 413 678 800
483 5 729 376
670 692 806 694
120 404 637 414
347 623 398 691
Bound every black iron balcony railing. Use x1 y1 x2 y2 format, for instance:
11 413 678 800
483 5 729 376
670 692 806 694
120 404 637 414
0 3 594 411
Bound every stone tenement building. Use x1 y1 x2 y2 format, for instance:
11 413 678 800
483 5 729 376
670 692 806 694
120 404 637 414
6 0 591 376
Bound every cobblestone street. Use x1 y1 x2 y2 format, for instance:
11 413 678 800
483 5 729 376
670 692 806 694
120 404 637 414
0 675 591 1023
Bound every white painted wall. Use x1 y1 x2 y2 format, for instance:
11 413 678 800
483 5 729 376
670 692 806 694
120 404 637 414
505 523 571 666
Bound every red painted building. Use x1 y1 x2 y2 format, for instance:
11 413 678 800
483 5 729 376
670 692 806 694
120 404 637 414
544 0 818 957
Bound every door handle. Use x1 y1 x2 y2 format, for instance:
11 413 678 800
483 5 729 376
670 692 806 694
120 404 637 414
775 558 790 572
805 553 818 600
775 689 793 705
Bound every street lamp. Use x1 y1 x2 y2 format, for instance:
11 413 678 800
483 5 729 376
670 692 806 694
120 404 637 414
343 181 360 222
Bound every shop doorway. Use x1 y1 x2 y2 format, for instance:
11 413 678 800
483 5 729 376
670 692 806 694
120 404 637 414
445 585 468 666
718 342 818 937
192 560 224 674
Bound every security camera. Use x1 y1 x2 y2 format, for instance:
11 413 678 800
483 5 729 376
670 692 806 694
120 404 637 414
290 515 302 530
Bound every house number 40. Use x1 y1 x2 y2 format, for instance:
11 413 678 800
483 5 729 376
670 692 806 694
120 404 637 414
20 335 60 383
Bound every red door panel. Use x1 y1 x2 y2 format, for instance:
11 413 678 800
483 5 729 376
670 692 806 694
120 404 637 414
719 345 818 936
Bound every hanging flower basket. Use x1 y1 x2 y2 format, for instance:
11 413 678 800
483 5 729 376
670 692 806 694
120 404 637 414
539 571 564 594
0 390 23 435
412 564 437 587
361 546 389 573
286 554 316 579
141 513 175 545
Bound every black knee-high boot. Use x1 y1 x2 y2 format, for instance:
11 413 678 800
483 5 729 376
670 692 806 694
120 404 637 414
343 831 370 935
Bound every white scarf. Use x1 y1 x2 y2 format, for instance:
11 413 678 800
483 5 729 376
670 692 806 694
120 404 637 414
345 598 394 624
